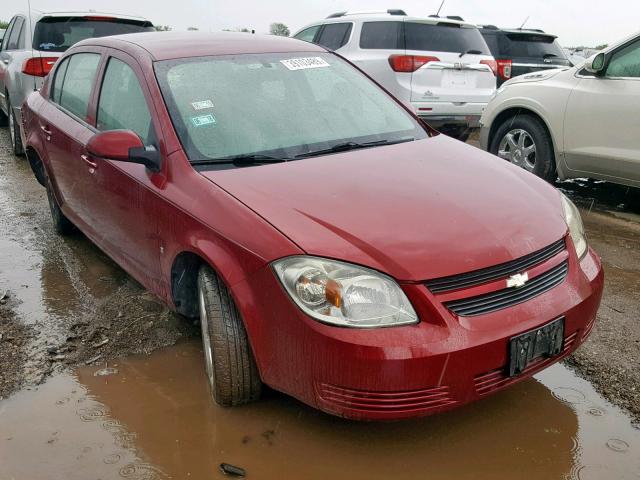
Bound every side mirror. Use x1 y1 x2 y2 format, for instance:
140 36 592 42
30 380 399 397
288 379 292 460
87 130 161 172
584 52 607 75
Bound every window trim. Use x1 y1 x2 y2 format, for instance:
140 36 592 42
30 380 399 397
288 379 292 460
1 17 17 51
604 37 640 80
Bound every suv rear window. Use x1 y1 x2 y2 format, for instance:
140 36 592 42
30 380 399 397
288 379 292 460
405 22 490 54
497 33 566 59
33 16 154 52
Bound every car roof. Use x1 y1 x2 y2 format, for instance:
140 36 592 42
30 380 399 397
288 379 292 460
74 31 326 61
297 12 478 31
13 10 151 23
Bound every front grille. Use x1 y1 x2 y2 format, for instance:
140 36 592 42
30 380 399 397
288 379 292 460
444 260 569 317
425 239 566 293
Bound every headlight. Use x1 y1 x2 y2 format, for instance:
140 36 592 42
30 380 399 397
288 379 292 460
272 256 418 328
560 194 588 259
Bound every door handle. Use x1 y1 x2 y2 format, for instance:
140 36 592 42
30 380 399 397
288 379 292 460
40 125 52 141
1 59 8 65
81 154 98 169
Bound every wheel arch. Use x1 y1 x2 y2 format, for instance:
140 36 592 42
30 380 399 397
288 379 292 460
487 106 562 178
24 146 47 187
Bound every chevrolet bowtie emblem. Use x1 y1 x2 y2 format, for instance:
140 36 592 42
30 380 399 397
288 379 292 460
507 272 529 288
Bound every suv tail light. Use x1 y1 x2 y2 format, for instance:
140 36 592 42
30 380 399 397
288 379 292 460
497 59 512 80
22 57 58 77
480 59 497 76
388 55 440 73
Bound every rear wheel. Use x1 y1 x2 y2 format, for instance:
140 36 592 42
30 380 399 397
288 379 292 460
45 175 75 235
8 98 25 156
197 265 262 407
490 114 556 183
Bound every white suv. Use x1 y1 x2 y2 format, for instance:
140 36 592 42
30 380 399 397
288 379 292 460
294 10 497 141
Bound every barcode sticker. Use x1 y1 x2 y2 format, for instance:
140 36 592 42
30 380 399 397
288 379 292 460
280 57 330 71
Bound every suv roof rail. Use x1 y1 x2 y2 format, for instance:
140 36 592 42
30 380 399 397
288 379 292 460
517 28 546 33
326 9 407 19
479 24 499 30
446 15 464 21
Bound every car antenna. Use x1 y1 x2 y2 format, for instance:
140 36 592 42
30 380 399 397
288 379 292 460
434 0 446 17
519 15 530 30
26 0 37 91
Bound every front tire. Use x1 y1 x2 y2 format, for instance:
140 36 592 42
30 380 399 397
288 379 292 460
490 114 556 183
8 100 24 156
197 265 262 407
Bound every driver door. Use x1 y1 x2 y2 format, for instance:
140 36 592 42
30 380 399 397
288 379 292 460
563 36 640 183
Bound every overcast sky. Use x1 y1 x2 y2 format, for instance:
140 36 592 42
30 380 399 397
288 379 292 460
2 0 638 47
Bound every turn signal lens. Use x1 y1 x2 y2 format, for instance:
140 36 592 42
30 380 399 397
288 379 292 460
273 256 418 328
388 55 440 73
22 57 58 77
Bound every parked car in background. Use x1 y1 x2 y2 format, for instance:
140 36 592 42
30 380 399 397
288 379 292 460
480 30 640 187
294 10 497 141
0 11 154 155
479 26 571 86
22 32 602 420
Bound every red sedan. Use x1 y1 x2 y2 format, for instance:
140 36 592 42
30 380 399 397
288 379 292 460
22 32 603 420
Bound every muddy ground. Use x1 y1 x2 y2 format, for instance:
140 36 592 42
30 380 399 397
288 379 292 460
0 127 639 424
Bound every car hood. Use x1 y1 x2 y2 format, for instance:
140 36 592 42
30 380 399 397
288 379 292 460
200 136 567 281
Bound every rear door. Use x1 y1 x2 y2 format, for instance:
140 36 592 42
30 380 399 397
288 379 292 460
39 50 102 229
0 17 17 111
405 21 496 104
563 37 640 183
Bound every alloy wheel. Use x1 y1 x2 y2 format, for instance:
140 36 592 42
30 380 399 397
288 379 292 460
498 129 537 172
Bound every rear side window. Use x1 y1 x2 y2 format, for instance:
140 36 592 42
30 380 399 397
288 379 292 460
7 17 25 50
499 34 566 59
360 22 403 49
404 23 490 54
56 53 101 120
294 25 321 43
97 58 155 145
0 18 15 51
316 23 353 50
51 57 71 104
33 17 154 52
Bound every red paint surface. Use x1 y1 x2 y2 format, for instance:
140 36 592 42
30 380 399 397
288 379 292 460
22 33 604 420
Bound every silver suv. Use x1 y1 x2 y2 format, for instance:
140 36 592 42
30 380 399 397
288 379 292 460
294 10 497 141
0 11 154 155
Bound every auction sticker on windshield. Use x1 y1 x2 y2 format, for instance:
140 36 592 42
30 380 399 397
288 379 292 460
191 114 216 127
280 57 330 71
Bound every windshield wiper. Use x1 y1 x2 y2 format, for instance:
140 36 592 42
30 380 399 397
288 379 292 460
294 138 414 159
543 53 559 59
191 153 291 166
459 49 483 57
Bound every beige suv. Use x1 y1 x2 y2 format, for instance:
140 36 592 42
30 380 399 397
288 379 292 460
480 30 640 187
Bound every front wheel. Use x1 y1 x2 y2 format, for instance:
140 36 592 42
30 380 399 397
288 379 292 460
197 265 262 407
490 114 556 183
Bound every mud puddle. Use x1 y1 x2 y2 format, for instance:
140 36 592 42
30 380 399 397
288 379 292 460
1 341 639 480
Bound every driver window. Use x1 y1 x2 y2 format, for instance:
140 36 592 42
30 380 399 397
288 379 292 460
97 57 155 145
606 40 640 78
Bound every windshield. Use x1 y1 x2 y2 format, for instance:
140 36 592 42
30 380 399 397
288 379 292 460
154 52 427 165
33 16 154 52
405 23 491 55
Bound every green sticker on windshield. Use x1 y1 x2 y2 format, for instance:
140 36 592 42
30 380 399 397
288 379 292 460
190 114 216 127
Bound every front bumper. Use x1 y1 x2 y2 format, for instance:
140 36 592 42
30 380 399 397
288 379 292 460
239 246 603 421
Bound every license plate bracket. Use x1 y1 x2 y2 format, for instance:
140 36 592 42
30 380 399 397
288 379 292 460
509 317 564 377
